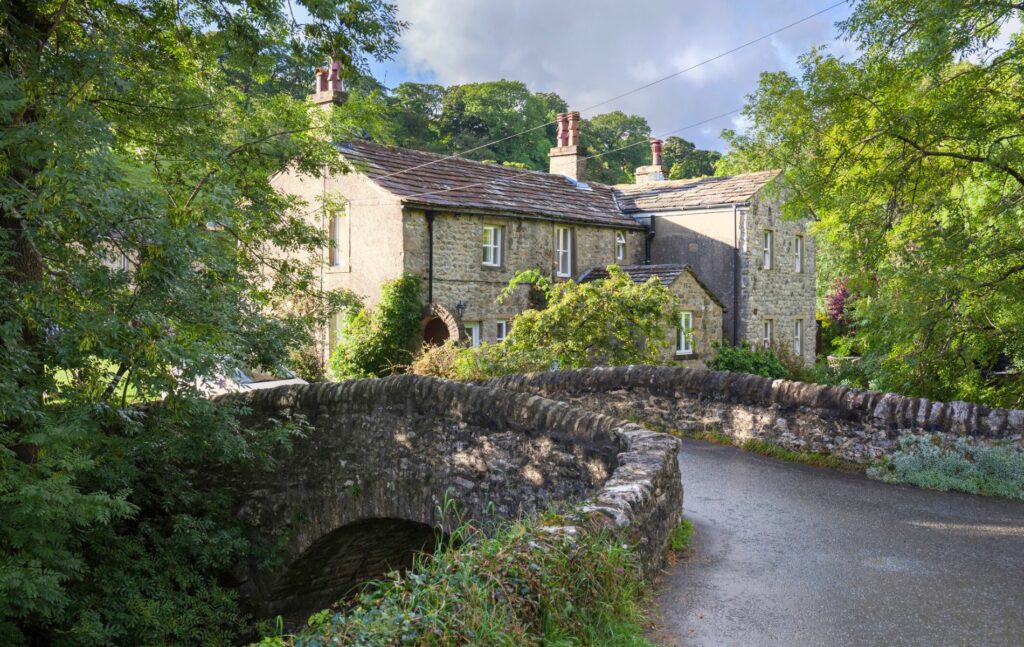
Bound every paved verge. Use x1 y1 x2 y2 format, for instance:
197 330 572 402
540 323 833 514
653 439 1024 647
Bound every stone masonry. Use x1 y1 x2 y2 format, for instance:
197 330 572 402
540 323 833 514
485 366 1024 464
402 210 645 344
739 192 817 364
215 375 681 625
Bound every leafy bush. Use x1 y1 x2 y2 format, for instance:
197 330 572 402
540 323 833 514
868 434 1024 500
329 274 424 379
257 513 656 647
707 341 789 380
411 266 677 380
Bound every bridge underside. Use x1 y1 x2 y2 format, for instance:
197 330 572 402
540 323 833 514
265 518 441 625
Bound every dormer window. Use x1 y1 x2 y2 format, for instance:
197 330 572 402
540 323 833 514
482 225 502 267
615 231 626 261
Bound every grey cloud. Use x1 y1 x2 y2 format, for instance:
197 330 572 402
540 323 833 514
389 0 852 150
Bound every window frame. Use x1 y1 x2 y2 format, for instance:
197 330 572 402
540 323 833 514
615 231 626 261
676 310 694 356
763 318 774 349
795 235 804 273
763 229 774 270
556 226 573 277
482 224 503 267
794 319 803 356
328 204 347 268
496 320 508 343
465 321 481 348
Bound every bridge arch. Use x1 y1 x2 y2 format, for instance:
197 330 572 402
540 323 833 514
219 376 681 625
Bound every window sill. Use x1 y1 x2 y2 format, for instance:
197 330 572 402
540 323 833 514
325 265 351 274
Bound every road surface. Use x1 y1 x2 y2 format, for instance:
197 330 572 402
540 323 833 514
652 439 1024 647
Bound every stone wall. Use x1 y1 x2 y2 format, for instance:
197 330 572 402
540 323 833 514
739 192 816 365
661 270 724 368
484 366 1024 464
217 375 681 623
403 210 645 344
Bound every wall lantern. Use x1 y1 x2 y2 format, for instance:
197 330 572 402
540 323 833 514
455 301 466 319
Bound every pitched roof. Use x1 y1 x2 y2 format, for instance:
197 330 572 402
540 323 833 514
338 140 641 228
577 264 725 308
612 170 780 213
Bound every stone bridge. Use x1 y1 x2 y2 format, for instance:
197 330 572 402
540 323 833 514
218 375 681 625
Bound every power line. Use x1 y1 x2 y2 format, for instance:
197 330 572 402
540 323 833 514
343 108 741 206
358 1 845 184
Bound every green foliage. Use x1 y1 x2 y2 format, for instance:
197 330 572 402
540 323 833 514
662 136 721 179
0 0 403 643
707 341 790 380
718 0 1024 407
384 80 567 170
868 434 1024 499
668 519 694 552
259 513 657 647
413 267 677 380
329 274 424 379
581 111 653 184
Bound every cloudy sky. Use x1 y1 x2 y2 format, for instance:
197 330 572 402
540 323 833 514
367 0 857 151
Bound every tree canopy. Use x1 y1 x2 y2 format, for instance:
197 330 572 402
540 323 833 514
0 0 403 643
719 0 1024 406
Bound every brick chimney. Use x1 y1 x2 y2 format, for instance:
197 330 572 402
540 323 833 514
635 138 665 184
310 60 348 107
549 111 587 181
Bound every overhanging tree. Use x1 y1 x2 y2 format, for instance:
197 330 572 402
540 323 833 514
0 0 403 643
719 0 1024 407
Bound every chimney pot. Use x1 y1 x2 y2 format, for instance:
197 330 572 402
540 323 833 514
310 60 348 107
549 110 586 181
651 138 663 167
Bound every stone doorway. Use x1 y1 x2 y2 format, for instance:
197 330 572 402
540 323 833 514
421 304 461 347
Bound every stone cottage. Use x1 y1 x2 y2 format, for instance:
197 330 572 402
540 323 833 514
577 264 724 364
274 66 814 368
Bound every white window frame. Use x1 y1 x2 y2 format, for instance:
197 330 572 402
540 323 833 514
763 230 773 270
676 311 694 356
615 231 626 261
329 206 346 267
794 319 803 356
119 252 129 271
328 311 345 351
496 320 508 343
465 322 481 348
763 319 774 349
556 226 572 277
795 235 804 273
482 225 502 267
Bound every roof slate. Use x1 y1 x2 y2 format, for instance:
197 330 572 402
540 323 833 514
577 264 725 308
612 170 780 213
338 140 640 228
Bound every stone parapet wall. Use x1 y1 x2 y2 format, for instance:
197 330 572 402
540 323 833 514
219 375 681 620
484 366 1024 464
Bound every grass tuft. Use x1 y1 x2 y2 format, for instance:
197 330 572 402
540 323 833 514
668 519 693 553
255 512 660 646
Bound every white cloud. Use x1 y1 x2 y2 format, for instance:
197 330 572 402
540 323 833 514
386 0 852 150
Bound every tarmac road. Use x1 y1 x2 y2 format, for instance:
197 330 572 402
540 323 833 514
652 439 1024 647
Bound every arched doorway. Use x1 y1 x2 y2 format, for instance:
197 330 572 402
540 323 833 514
421 304 461 347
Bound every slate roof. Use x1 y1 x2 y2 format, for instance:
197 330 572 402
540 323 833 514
576 264 725 308
612 170 780 213
338 140 641 228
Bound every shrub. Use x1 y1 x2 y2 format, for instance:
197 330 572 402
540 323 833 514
411 266 677 380
707 341 789 379
257 514 657 647
868 434 1024 499
329 274 424 379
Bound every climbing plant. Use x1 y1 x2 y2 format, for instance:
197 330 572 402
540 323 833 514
329 274 425 379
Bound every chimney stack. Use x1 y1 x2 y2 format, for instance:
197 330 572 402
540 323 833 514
549 111 587 181
310 59 348 108
635 138 665 185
